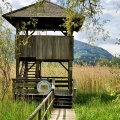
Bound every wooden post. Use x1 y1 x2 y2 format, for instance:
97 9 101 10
36 60 39 78
15 24 20 80
24 61 28 78
38 109 41 120
16 59 20 78
39 61 42 79
68 61 72 94
15 22 20 79
45 100 48 120
26 29 28 36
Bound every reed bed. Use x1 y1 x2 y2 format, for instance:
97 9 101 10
73 65 120 94
0 63 120 120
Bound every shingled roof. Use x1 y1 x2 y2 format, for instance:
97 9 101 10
2 1 84 31
3 1 66 18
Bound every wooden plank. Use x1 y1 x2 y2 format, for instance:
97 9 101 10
36 35 73 60
55 90 70 96
12 88 38 93
13 82 68 88
12 83 37 88
47 36 53 59
49 108 76 120
55 85 68 87
55 37 60 59
19 35 36 58
18 35 73 60
12 78 68 82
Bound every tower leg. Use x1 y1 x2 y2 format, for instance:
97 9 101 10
68 61 72 94
36 60 40 78
16 58 20 79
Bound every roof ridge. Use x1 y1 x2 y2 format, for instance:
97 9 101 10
2 0 65 17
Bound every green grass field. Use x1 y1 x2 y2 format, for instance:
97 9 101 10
0 64 120 120
74 98 120 120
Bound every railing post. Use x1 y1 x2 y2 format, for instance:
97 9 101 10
68 61 72 94
27 91 54 120
45 100 48 120
38 109 41 120
73 79 76 102
52 79 55 90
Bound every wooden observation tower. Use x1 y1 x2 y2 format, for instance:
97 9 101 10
3 1 84 107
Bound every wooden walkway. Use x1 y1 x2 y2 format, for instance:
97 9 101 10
49 108 76 120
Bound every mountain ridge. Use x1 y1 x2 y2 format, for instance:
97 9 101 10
74 40 113 64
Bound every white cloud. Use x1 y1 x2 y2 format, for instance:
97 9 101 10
98 44 120 56
8 0 36 10
8 0 57 10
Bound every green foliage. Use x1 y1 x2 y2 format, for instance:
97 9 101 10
58 0 110 42
0 9 14 101
97 58 112 67
62 9 84 36
98 57 120 68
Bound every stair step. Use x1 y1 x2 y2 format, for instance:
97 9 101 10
55 98 72 101
55 85 68 87
28 66 36 68
53 105 72 108
26 77 36 78
55 95 72 98
27 74 36 75
54 101 72 104
28 62 36 64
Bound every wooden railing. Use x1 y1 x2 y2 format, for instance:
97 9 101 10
12 78 69 95
26 90 54 120
72 79 76 102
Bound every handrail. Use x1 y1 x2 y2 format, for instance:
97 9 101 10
26 90 54 120
72 79 76 102
12 76 68 80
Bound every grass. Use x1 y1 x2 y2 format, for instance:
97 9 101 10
0 64 120 120
72 65 120 120
74 98 120 120
0 100 38 120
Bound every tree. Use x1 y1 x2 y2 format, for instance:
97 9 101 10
57 0 110 40
0 1 14 101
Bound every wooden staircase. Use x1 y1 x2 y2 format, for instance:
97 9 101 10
54 89 73 108
54 95 72 108
20 61 36 78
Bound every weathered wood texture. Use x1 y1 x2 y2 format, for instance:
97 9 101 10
17 36 36 58
17 35 73 60
12 79 69 95
49 108 76 120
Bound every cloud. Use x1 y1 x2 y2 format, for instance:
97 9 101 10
8 0 57 10
98 44 120 56
8 0 36 10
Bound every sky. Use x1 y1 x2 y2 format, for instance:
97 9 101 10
2 0 120 56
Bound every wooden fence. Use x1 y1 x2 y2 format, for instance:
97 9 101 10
26 90 54 120
12 78 69 95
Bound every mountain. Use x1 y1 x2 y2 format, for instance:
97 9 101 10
74 40 113 64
